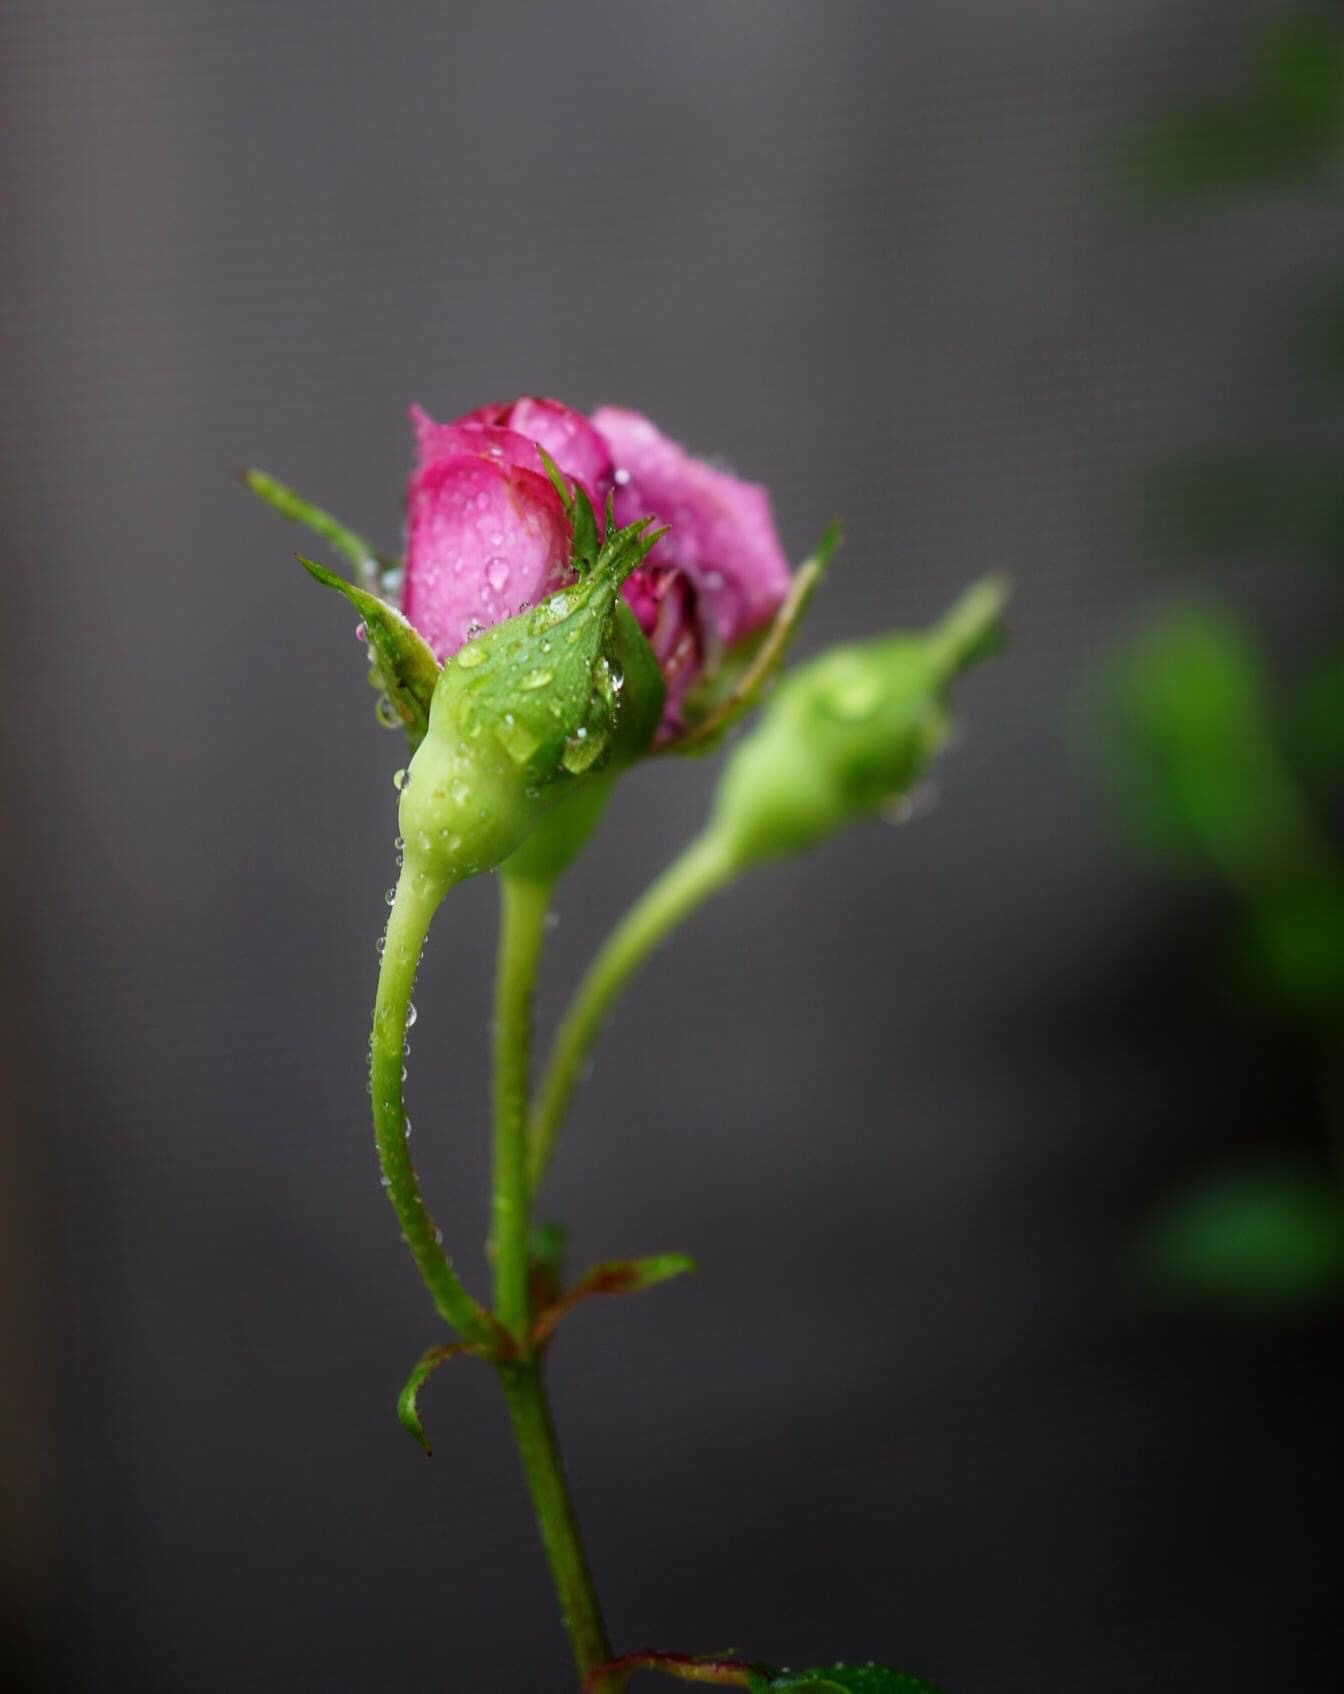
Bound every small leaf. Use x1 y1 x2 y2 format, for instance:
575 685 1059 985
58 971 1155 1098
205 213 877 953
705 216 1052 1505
296 555 441 747
527 1220 568 1313
241 467 384 593
396 1342 486 1455
748 1667 942 1693
532 1253 695 1348
677 520 842 756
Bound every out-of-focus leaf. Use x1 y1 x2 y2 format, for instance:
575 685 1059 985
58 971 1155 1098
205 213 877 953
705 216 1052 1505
1101 607 1344 1025
1103 608 1307 874
1240 877 1344 1023
1288 650 1344 784
747 1667 941 1693
1144 455 1344 564
1144 1167 1344 1307
1123 15 1344 203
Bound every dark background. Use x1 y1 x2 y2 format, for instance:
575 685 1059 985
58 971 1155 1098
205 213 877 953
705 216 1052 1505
2 2 1340 1690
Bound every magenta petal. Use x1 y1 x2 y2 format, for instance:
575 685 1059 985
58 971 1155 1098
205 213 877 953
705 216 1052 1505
462 396 614 500
591 406 791 650
402 455 571 660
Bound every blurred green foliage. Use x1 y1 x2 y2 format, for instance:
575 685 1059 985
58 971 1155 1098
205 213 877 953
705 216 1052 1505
1145 1167 1344 1308
1102 7 1344 1310
1123 14 1344 201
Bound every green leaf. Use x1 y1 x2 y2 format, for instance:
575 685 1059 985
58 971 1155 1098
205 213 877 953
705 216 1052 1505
532 1252 696 1348
1144 1168 1344 1309
241 467 386 593
296 556 441 747
747 1667 942 1693
677 520 843 756
396 1342 485 1455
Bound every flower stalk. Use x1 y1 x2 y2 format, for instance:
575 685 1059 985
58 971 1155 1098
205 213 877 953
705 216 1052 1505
371 868 492 1340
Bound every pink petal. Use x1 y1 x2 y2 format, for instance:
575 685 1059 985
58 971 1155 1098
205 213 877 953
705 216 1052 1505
591 406 791 650
402 454 572 660
462 396 614 499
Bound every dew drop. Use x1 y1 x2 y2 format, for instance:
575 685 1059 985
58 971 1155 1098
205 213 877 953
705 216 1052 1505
486 556 511 592
521 668 553 691
393 767 410 791
406 1001 418 1028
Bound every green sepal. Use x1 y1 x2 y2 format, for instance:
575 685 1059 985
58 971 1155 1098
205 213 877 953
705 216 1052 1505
242 467 387 594
500 604 665 886
677 519 843 756
747 1667 942 1693
535 443 602 574
396 1341 488 1455
296 555 441 747
431 516 665 786
532 1252 695 1348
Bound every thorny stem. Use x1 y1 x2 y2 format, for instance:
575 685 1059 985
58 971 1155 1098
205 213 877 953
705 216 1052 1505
528 831 737 1192
371 869 492 1340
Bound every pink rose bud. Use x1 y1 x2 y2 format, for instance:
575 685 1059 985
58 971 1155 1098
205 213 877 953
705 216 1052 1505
402 398 793 740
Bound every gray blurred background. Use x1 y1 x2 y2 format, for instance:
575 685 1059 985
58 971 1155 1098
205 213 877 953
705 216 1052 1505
2 1 1340 1690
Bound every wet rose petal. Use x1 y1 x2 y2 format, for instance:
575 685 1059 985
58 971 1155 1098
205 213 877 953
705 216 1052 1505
403 454 571 660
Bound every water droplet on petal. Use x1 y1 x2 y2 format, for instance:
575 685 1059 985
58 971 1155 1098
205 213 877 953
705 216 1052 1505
486 556 511 592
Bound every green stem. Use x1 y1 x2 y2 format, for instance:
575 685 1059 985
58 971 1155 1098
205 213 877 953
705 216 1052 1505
371 869 491 1340
492 871 553 1339
528 831 736 1193
498 1358 616 1689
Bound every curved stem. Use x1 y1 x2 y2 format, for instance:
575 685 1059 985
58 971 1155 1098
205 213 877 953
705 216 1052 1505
528 831 736 1193
498 1358 616 1689
492 872 553 1339
371 869 491 1340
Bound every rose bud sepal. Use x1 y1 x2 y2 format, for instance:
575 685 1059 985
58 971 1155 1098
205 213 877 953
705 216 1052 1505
503 598 665 887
